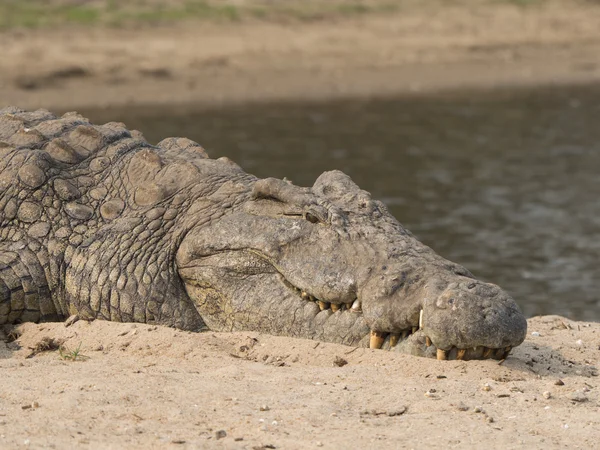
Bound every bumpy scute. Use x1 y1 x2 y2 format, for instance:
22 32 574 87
0 107 527 360
0 107 213 329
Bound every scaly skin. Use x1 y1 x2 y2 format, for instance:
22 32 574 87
0 107 527 360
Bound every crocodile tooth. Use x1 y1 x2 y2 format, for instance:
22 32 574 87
419 309 423 328
402 330 409 339
482 347 493 359
471 346 484 359
389 334 399 348
369 330 387 349
318 301 330 311
456 349 466 360
330 303 340 312
426 336 432 347
351 299 362 312
436 349 447 360
301 291 310 300
412 326 418 334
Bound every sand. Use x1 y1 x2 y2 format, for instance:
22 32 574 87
0 1 599 448
0 316 597 449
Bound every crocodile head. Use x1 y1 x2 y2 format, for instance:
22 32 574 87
177 170 527 360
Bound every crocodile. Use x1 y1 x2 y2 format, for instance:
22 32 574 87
0 107 527 360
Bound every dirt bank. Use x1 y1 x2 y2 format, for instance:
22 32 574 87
0 316 597 449
1 1 600 112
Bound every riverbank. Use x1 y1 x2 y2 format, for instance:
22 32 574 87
1 0 600 113
0 316 598 448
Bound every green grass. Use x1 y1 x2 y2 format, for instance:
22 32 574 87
107 1 243 27
0 0 558 31
495 0 544 6
0 0 236 30
0 1 403 31
0 2 100 29
64 7 101 24
59 342 89 362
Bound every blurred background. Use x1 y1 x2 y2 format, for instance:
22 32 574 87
1 0 599 320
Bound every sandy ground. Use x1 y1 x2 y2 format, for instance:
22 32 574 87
1 1 600 112
1 2 600 449
0 316 597 449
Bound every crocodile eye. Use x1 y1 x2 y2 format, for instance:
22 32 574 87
305 212 320 224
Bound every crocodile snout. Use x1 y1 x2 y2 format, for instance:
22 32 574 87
422 280 527 352
359 266 527 359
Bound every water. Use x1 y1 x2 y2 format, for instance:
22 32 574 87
86 84 600 321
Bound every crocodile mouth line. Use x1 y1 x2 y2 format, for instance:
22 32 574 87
281 276 513 360
280 275 423 351
281 277 362 313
